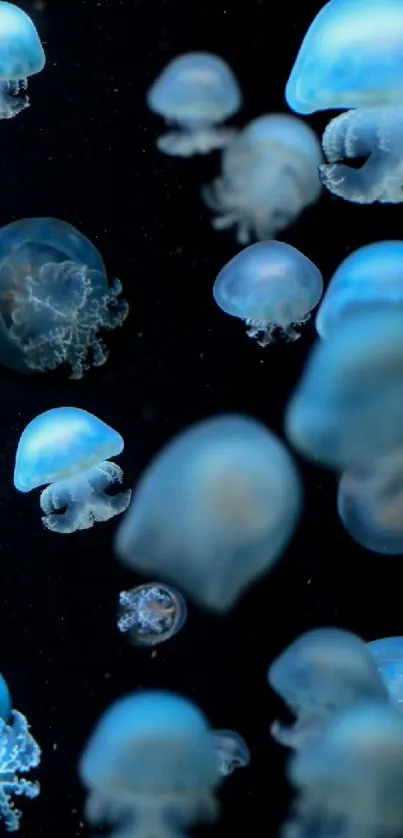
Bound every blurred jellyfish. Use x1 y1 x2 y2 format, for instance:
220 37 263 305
79 690 221 838
0 2 45 119
286 0 403 203
203 114 322 244
14 407 131 534
147 52 242 156
285 310 403 470
213 241 323 347
115 414 301 613
368 637 403 707
212 730 250 777
268 628 388 751
117 582 187 646
0 217 128 379
0 672 41 831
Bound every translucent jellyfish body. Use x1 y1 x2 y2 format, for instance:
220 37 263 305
212 730 250 777
147 52 242 156
0 217 128 379
14 407 131 534
79 690 221 838
368 637 403 707
0 2 45 119
285 310 403 470
286 0 403 203
117 582 187 646
115 414 301 613
213 241 323 347
268 628 387 751
203 114 322 244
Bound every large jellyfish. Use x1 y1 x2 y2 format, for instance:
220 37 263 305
79 690 221 838
14 406 131 534
268 628 388 751
146 52 242 156
285 0 403 203
203 114 322 244
115 414 301 613
0 3 45 119
0 672 41 831
117 582 187 646
213 241 323 347
368 637 403 707
0 217 128 380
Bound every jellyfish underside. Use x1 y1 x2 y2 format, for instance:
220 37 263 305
158 116 236 157
0 710 41 832
0 78 29 119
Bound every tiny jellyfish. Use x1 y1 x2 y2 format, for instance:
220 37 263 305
285 310 403 470
268 628 388 750
146 52 242 156
115 414 301 613
0 3 45 119
212 730 250 777
14 407 131 534
203 114 323 244
117 582 187 646
213 241 323 347
368 637 403 707
0 217 128 379
78 690 221 838
286 0 403 204
0 672 41 831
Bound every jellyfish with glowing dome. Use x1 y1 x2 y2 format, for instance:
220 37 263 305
368 636 403 707
0 2 45 119
14 407 131 533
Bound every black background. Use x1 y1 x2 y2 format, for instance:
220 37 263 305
1 1 403 837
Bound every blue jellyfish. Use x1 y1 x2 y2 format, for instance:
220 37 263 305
115 414 301 613
268 628 388 751
286 0 403 203
0 2 45 119
368 637 403 707
146 52 242 156
212 730 250 777
79 690 221 838
14 407 131 534
203 114 323 244
0 672 41 831
0 217 128 379
285 310 403 470
213 241 323 346
117 582 187 646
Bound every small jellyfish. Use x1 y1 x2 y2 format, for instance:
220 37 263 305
268 628 388 750
0 673 41 831
117 582 187 646
14 407 131 534
212 730 250 777
285 0 403 203
203 114 322 244
213 241 323 347
0 3 45 119
0 217 128 380
368 637 403 707
79 690 221 838
146 52 242 156
115 414 301 613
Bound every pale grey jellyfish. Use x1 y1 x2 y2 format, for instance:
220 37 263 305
285 0 403 203
368 637 403 707
268 628 388 751
79 690 221 838
203 114 322 244
115 414 301 613
212 730 250 777
0 2 45 119
146 52 242 156
14 407 131 534
213 241 323 346
117 582 187 646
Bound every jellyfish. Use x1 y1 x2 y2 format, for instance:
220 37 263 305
268 628 388 751
117 582 187 646
0 217 128 380
115 414 301 613
213 241 323 347
0 2 45 119
0 672 41 831
14 406 131 534
79 690 221 838
203 114 323 244
212 730 250 777
146 52 242 156
285 0 403 203
368 637 403 707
